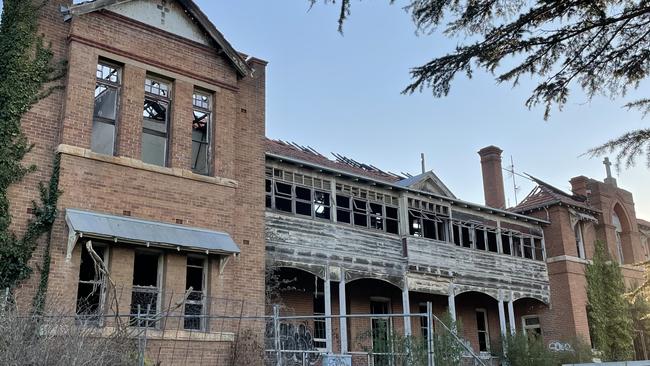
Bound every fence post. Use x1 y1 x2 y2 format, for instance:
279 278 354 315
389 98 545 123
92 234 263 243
427 302 435 366
273 305 281 366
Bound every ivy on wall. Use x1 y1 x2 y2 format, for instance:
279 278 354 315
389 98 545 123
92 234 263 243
0 0 65 298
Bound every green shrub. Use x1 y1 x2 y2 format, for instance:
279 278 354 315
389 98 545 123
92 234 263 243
502 333 593 366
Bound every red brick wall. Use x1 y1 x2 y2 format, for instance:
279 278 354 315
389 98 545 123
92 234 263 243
9 1 267 330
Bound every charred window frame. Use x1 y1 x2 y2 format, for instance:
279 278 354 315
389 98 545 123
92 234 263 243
76 242 108 325
574 222 586 259
130 251 163 328
501 231 513 255
91 61 121 156
192 91 212 176
142 77 172 167
533 237 545 261
184 256 207 331
523 237 535 259
408 199 450 241
474 225 498 253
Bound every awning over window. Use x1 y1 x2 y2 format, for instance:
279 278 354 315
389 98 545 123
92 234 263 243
65 209 240 261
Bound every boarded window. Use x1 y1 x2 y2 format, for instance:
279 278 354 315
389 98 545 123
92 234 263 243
91 62 121 155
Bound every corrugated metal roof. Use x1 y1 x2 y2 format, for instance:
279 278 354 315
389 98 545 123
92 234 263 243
65 209 240 254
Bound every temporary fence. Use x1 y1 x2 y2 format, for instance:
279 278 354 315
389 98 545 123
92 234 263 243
1 288 490 366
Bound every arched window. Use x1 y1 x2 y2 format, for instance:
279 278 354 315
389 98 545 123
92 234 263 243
612 212 624 264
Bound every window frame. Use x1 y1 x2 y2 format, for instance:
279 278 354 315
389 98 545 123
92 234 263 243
184 255 208 331
91 60 122 156
75 241 109 326
521 315 542 340
475 308 490 353
130 250 164 329
191 90 213 176
142 76 172 167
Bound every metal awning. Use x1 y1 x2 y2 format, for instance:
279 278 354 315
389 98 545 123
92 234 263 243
65 209 240 261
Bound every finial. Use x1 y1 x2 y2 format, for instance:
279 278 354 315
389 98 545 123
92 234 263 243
603 157 617 187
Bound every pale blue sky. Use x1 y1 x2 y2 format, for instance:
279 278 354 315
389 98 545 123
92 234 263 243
6 1 648 218
205 0 650 219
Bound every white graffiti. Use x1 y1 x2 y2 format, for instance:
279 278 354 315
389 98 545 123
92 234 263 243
549 341 574 352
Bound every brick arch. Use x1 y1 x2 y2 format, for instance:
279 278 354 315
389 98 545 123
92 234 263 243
611 202 635 264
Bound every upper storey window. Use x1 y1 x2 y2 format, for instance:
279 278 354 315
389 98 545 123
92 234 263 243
192 91 212 175
336 183 399 234
91 61 121 155
266 168 333 220
408 198 449 241
142 78 172 167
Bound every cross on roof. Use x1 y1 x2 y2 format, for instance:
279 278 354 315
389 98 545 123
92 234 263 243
604 157 613 179
157 0 170 23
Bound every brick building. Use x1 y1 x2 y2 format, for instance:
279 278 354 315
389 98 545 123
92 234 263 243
11 0 650 365
10 0 267 363
264 140 650 363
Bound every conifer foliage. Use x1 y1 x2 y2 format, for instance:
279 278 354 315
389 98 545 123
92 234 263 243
0 0 63 293
315 0 650 167
586 240 634 361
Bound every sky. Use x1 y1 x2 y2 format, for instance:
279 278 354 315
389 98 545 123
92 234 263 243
4 1 648 218
203 0 650 219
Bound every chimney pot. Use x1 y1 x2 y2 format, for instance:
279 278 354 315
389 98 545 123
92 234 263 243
478 146 506 209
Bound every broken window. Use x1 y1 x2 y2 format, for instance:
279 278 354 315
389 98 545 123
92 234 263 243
314 191 331 220
336 195 351 224
522 316 542 340
452 223 461 246
409 210 423 237
501 233 512 255
274 181 293 213
533 238 544 261
130 252 161 328
91 61 121 155
486 229 498 252
76 243 107 324
184 256 207 331
475 227 487 250
409 198 450 241
265 178 272 208
313 279 327 350
353 199 368 227
192 91 212 175
523 237 534 259
369 203 384 230
142 78 171 167
461 225 472 248
475 309 490 353
512 236 523 257
295 186 313 217
385 206 399 234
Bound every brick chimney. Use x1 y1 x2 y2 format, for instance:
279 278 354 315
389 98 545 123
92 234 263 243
478 146 506 209
570 176 590 197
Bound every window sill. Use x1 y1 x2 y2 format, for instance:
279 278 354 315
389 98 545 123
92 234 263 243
57 144 238 188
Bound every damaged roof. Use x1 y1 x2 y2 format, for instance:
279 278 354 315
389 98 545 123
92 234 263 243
61 0 251 77
638 219 650 229
512 175 597 214
266 139 406 184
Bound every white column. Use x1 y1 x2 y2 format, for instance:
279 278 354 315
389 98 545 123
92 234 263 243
508 292 516 335
339 272 348 354
324 270 333 353
498 291 507 337
448 284 457 322
402 279 412 337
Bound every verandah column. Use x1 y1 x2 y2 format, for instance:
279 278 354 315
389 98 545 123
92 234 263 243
498 290 507 337
448 283 457 322
325 269 333 353
339 270 348 354
402 277 412 337
508 291 516 335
